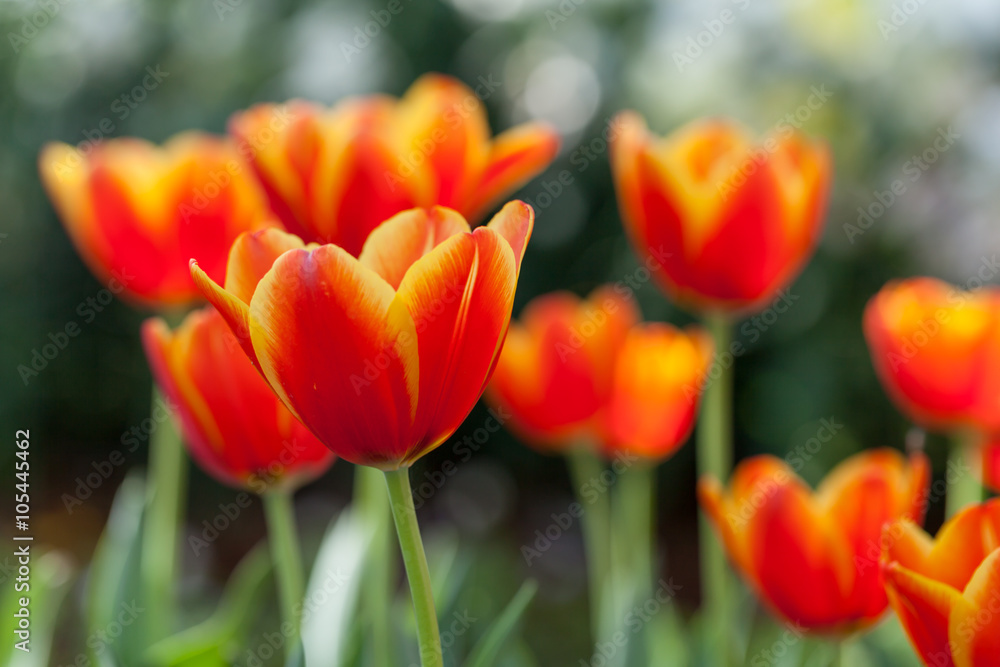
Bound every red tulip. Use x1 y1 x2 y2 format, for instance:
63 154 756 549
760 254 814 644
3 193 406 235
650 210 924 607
864 277 1000 433
143 306 333 490
882 499 1000 666
699 449 930 632
39 133 273 307
192 202 533 469
610 113 830 315
229 74 559 255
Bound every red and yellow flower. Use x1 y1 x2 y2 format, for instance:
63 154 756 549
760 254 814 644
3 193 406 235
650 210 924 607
229 73 559 255
485 286 713 459
143 306 334 490
863 277 1000 433
39 133 273 307
192 202 533 469
882 499 1000 666
610 113 831 315
699 449 930 632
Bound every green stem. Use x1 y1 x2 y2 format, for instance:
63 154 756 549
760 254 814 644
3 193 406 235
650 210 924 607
946 432 982 518
356 465 393 667
141 386 188 643
384 468 442 667
567 446 613 644
698 314 733 666
263 489 305 662
615 462 656 666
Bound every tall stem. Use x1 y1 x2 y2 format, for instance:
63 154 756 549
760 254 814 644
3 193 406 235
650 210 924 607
566 447 613 643
698 314 733 666
946 432 982 518
384 468 442 667
615 461 656 665
141 386 187 643
356 465 393 667
263 489 305 662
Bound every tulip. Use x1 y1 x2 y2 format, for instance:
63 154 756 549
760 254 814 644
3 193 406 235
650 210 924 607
882 499 1000 666
699 448 930 633
485 285 641 452
229 73 559 255
984 438 1000 493
863 277 1000 433
39 133 272 307
193 202 533 667
143 305 333 658
142 307 334 491
609 112 831 315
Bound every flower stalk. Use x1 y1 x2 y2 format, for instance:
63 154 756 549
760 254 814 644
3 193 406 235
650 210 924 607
262 488 305 662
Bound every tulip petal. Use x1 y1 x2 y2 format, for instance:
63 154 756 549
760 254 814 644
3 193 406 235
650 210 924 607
468 123 561 222
950 548 1000 667
358 207 470 289
393 226 517 463
486 200 534 275
247 245 419 468
884 562 963 667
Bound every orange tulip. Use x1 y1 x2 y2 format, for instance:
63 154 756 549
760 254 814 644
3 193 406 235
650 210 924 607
882 499 1000 666
485 286 713 459
863 277 1000 433
484 286 640 451
143 306 334 491
229 73 560 255
603 322 714 460
699 449 930 632
39 133 273 307
191 202 533 469
610 113 831 315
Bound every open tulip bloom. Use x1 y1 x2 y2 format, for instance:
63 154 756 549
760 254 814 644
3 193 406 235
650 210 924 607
192 200 533 666
882 499 1000 666
865 277 1000 515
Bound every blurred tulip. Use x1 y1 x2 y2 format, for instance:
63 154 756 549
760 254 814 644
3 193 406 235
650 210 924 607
39 133 273 308
484 286 640 451
229 73 559 255
485 286 713 459
882 499 1000 667
192 202 533 469
699 449 930 632
604 322 714 460
143 306 334 491
610 112 830 315
984 438 1000 493
864 277 1000 433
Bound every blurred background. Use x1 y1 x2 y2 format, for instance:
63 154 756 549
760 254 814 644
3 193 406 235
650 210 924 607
2 0 1000 664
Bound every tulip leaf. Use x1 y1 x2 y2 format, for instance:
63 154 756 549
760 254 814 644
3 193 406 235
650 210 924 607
86 472 146 666
300 508 373 667
464 579 539 667
143 542 271 666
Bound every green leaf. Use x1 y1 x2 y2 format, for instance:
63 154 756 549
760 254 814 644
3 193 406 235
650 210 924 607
300 508 374 666
464 579 539 667
86 472 146 666
144 543 271 666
